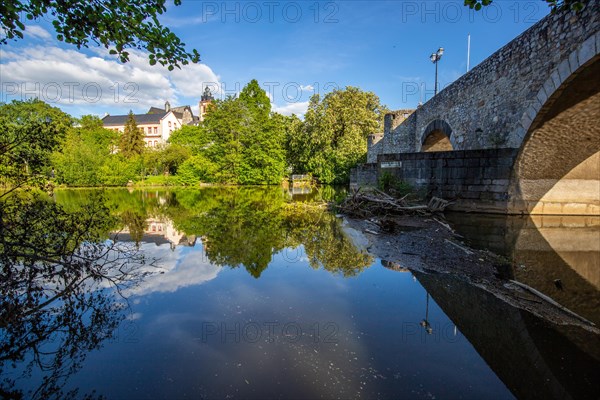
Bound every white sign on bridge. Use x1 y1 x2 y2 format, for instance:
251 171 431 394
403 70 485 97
381 161 402 169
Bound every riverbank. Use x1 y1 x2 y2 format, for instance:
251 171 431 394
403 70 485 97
341 213 600 333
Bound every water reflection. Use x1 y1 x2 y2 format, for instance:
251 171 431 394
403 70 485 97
413 270 600 400
7 188 599 399
0 193 153 399
55 187 372 279
446 213 600 325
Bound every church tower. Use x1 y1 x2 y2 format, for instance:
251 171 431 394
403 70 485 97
199 87 214 122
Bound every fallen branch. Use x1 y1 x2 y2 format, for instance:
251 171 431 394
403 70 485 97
444 239 474 255
509 280 596 326
337 190 451 218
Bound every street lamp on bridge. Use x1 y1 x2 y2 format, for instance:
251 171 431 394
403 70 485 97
430 47 444 96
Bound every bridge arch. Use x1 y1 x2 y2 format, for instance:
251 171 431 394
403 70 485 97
421 119 454 152
509 41 600 215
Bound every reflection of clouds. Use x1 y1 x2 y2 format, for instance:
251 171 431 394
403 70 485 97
195 267 369 398
127 243 222 296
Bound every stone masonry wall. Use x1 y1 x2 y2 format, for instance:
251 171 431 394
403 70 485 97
349 163 379 189
377 148 520 213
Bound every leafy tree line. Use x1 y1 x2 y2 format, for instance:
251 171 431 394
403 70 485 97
2 82 387 187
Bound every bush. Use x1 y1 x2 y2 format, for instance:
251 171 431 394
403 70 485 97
99 155 141 186
137 175 180 186
377 171 412 197
176 155 217 185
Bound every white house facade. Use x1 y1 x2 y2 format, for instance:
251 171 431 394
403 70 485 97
102 110 183 147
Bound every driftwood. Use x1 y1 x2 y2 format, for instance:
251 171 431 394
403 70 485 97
338 189 452 218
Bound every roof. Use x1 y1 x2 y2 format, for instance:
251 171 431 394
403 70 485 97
148 105 194 123
102 112 168 126
171 105 190 114
147 107 165 114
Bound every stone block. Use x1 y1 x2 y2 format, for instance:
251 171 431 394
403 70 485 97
459 191 480 200
493 192 509 201
528 201 545 214
568 50 580 74
578 35 597 66
465 158 480 167
467 185 485 192
542 202 564 215
467 167 484 180
518 111 532 131
489 185 508 193
484 167 498 179
587 204 600 215
542 77 556 100
557 59 572 83
536 85 548 106
525 103 539 122
541 215 565 227
512 126 527 146
447 158 464 167
550 70 561 90
561 203 591 215
480 192 494 201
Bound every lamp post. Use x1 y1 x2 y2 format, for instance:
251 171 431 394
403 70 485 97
430 47 444 96
420 293 433 335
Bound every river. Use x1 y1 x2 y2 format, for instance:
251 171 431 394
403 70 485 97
2 187 598 399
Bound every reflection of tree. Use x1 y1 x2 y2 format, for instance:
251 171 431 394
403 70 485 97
169 188 287 278
52 187 373 279
121 209 148 244
0 193 152 399
283 205 373 277
162 187 372 277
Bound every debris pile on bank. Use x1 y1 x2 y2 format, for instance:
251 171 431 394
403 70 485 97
338 189 451 218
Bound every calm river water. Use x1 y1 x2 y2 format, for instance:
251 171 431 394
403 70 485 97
3 187 599 399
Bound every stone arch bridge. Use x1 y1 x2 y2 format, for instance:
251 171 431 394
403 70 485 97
355 2 599 215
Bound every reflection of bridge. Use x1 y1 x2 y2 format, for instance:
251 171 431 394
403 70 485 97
413 271 600 400
446 213 600 326
353 3 600 215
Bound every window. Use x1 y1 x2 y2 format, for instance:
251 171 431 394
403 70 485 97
168 121 171 127
154 140 158 146
154 127 158 134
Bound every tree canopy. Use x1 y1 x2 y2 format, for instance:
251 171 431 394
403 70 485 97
0 0 199 69
286 87 387 184
464 0 586 11
175 80 288 185
119 111 144 158
3 84 386 188
0 99 72 192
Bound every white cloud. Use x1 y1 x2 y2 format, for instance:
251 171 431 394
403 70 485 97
0 44 220 115
299 84 314 92
126 242 222 296
168 62 221 98
24 25 52 40
273 101 309 117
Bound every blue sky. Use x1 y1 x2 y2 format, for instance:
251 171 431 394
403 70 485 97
0 1 549 118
